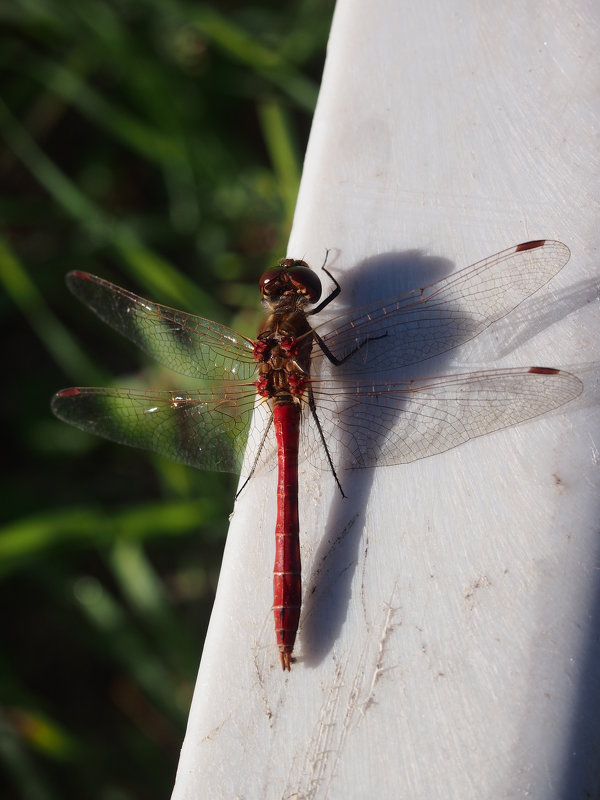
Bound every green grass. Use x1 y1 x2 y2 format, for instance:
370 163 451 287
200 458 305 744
0 1 334 797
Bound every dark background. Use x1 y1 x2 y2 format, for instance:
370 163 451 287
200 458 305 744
0 1 334 797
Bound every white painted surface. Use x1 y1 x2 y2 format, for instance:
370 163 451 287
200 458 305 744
172 1 600 798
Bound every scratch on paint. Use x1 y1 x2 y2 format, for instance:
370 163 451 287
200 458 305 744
253 643 275 725
307 512 360 597
360 582 400 715
200 712 233 743
463 575 492 612
284 583 401 799
359 525 371 625
283 656 346 799
589 432 600 466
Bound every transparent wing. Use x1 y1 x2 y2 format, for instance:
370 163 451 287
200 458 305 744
312 240 570 372
52 368 582 479
56 245 579 482
305 367 582 470
51 384 274 474
66 271 258 381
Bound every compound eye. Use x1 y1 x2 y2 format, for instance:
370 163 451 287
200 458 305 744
259 268 281 297
284 264 322 302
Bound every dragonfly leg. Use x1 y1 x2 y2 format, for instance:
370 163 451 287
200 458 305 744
313 329 388 366
308 388 346 498
235 409 274 499
307 262 340 316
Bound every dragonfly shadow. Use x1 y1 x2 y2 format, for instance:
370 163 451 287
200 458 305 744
325 248 454 309
300 249 455 667
299 244 589 669
494 276 599 360
559 533 600 798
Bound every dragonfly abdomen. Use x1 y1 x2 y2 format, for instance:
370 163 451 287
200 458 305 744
272 402 302 671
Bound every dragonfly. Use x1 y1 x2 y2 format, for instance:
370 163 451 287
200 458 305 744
52 239 582 670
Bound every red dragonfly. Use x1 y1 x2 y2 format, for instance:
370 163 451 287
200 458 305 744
52 239 582 670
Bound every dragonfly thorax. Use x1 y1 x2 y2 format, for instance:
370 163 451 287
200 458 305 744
254 310 314 402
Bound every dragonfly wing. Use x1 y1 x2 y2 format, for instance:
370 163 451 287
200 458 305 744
307 367 582 471
51 385 273 474
66 272 257 381
313 241 570 373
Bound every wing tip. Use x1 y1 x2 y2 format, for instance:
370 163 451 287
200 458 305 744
66 270 93 285
527 366 584 400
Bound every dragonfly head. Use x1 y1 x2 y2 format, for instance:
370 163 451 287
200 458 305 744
259 259 322 307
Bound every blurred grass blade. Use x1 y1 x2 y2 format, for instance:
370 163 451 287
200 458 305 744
0 95 101 229
109 540 170 617
73 575 187 723
108 539 201 673
0 499 220 578
110 226 222 319
0 711 56 800
258 98 301 230
25 55 189 169
0 236 102 383
4 708 79 761
190 6 320 111
191 6 282 69
0 95 221 316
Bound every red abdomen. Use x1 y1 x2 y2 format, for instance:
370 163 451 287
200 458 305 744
272 403 301 670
